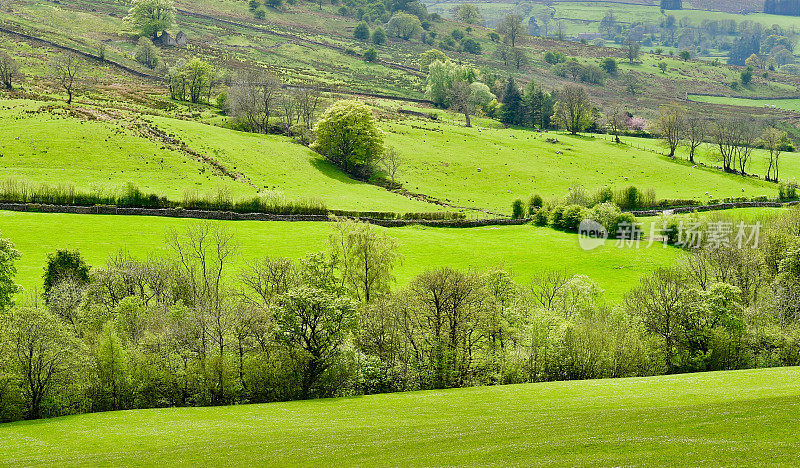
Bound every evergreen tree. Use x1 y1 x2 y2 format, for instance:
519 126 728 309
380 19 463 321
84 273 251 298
500 77 523 126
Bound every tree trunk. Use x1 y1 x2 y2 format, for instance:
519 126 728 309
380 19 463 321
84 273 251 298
464 112 471 128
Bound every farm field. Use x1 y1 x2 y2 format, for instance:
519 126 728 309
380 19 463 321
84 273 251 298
0 210 679 301
690 94 800 113
1 366 798 466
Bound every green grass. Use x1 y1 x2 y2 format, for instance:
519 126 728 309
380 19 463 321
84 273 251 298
1 366 798 466
690 94 800 113
0 211 678 301
0 99 435 213
384 118 783 212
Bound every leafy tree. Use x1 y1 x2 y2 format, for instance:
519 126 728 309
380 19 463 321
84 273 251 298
761 127 789 181
552 85 593 134
134 37 160 69
372 26 387 45
11 307 79 419
599 57 617 75
624 39 640 63
386 13 421 40
679 50 691 61
424 59 475 107
658 61 668 73
43 250 90 299
741 65 754 85
168 58 214 103
354 21 370 41
126 0 176 39
0 232 20 313
419 49 448 72
683 114 707 164
273 286 356 398
452 3 482 24
0 52 20 90
544 50 566 64
605 106 626 143
497 13 525 47
329 218 400 303
311 100 384 177
460 37 481 54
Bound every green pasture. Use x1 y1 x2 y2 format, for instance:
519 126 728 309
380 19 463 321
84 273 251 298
689 94 800 113
0 211 679 301
0 366 798 466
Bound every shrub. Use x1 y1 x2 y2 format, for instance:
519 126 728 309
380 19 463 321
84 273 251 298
254 7 266 19
134 37 159 69
354 21 370 41
561 205 587 231
363 48 378 62
544 51 566 64
511 199 525 219
549 204 565 228
528 194 543 215
615 186 642 210
599 57 617 75
460 38 481 54
372 26 387 45
592 186 614 205
248 0 260 10
779 180 799 200
533 207 549 225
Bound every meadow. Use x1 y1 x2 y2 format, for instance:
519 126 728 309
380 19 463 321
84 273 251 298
0 366 798 466
0 210 679 301
690 94 800 113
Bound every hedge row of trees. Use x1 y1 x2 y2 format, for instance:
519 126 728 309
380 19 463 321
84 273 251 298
2 208 800 421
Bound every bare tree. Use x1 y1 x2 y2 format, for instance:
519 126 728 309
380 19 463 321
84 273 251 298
51 53 83 104
530 269 569 309
448 79 476 128
712 117 761 174
294 87 323 130
0 52 20 90
380 147 402 190
605 106 627 144
683 114 707 164
228 70 282 133
761 127 788 181
279 90 297 135
653 103 685 158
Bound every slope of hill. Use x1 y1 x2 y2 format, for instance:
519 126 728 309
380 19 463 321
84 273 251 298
1 366 798 466
0 210 679 301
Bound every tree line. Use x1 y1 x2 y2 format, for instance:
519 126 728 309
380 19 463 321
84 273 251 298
1 208 800 422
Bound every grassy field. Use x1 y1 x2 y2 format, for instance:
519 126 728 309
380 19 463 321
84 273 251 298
385 116 784 212
0 366 798 466
0 211 679 301
690 94 800 113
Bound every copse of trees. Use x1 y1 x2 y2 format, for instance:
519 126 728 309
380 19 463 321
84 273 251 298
0 52 20 90
166 58 215 104
3 206 800 422
552 85 594 134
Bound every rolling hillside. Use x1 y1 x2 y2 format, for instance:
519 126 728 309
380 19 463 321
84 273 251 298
0 366 798 466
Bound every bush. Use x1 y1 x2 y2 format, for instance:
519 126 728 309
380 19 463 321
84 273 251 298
354 21 370 41
779 180 799 200
511 199 525 219
254 8 266 19
460 38 481 54
615 186 642 210
544 51 566 64
599 57 617 75
528 194 543 215
248 0 260 10
533 207 549 226
372 26 387 45
134 37 159 69
363 48 378 62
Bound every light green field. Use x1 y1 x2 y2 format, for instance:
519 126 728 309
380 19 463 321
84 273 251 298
385 117 783 212
0 366 798 466
0 99 434 213
690 94 800 113
0 211 678 301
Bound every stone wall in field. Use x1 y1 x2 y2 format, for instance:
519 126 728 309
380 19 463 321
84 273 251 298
0 203 528 228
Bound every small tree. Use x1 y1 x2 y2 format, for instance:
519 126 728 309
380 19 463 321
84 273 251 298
741 65 754 85
126 0 176 39
683 114 707 164
380 147 402 189
274 286 356 398
372 26 387 45
0 52 20 90
386 13 421 40
0 232 21 313
354 21 370 41
452 3 483 24
552 85 593 134
311 100 384 177
43 249 90 299
605 106 626 143
51 53 82 105
679 50 691 61
658 61 668 73
653 103 685 158
599 57 617 75
497 13 525 47
134 37 160 69
363 48 378 62
624 39 640 64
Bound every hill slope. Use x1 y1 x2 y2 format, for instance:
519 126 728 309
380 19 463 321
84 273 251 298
0 366 798 466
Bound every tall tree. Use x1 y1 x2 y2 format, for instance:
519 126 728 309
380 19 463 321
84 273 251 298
653 103 685 158
683 114 707 164
0 53 20 90
552 85 593 134
500 77 523 126
50 54 82 105
761 127 788 181
0 232 20 313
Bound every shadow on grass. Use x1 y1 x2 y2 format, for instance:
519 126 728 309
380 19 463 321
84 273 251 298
310 157 362 185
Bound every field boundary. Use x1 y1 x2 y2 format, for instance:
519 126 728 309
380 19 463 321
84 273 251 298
629 200 800 216
0 203 527 228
